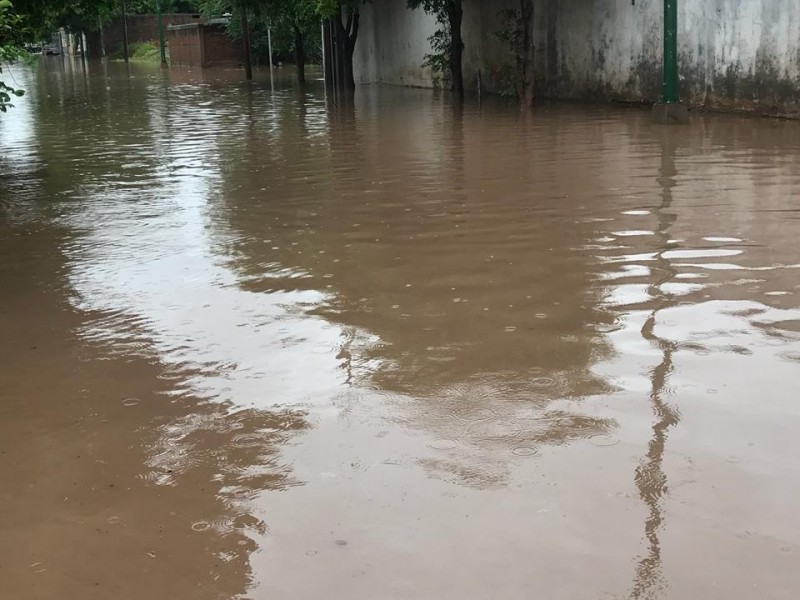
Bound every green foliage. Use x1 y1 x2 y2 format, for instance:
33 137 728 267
407 0 455 88
406 0 445 14
128 0 201 13
495 8 520 97
315 0 361 19
109 41 161 62
198 0 322 66
1 0 28 112
7 0 120 37
129 40 160 61
495 8 519 50
422 25 449 89
495 62 517 97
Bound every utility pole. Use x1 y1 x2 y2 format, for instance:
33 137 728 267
156 0 167 67
240 2 252 80
120 0 130 63
653 0 688 123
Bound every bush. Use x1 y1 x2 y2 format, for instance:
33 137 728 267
108 41 160 61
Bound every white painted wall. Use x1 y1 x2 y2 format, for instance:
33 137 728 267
354 0 800 116
354 1 439 88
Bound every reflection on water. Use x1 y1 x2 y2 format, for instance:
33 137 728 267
628 131 681 599
2 58 800 599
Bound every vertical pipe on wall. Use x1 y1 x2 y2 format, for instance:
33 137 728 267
662 0 679 103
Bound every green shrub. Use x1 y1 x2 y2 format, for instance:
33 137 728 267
128 41 160 62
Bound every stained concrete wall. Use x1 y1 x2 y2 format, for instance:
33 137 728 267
353 0 800 117
355 1 438 88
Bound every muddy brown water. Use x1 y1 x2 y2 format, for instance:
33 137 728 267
2 59 800 599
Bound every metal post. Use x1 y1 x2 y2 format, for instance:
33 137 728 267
662 0 679 103
267 24 274 89
98 17 106 57
156 0 167 67
120 0 130 63
240 2 252 80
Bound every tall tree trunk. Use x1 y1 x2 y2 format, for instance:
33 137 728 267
333 9 359 91
343 10 358 90
517 0 535 107
323 19 333 89
240 2 252 80
294 27 305 86
448 1 464 99
334 18 345 90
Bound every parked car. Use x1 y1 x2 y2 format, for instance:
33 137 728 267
44 43 61 55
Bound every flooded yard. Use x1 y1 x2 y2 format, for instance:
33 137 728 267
2 59 800 599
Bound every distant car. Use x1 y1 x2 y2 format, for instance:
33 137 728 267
44 43 61 55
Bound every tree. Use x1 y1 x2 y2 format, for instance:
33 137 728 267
0 0 125 107
199 0 320 85
407 0 463 99
11 0 119 35
263 0 317 85
318 0 360 91
0 0 26 112
127 0 201 11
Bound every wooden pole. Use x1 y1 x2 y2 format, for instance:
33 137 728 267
120 0 130 62
240 2 252 80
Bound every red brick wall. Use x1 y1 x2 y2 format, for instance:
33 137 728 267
86 14 202 57
201 26 243 67
167 27 202 68
85 15 242 70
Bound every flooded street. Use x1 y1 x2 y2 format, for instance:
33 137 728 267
2 59 800 599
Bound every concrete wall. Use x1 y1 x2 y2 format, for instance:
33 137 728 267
353 0 800 117
355 1 439 88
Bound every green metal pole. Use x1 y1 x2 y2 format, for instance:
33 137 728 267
662 0 679 103
156 0 167 67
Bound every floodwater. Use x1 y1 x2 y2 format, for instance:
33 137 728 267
2 58 800 600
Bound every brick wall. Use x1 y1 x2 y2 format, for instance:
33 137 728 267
86 14 202 57
167 26 202 68
165 23 242 69
201 25 243 68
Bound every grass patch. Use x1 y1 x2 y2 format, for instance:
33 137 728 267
130 41 161 62
109 41 162 62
